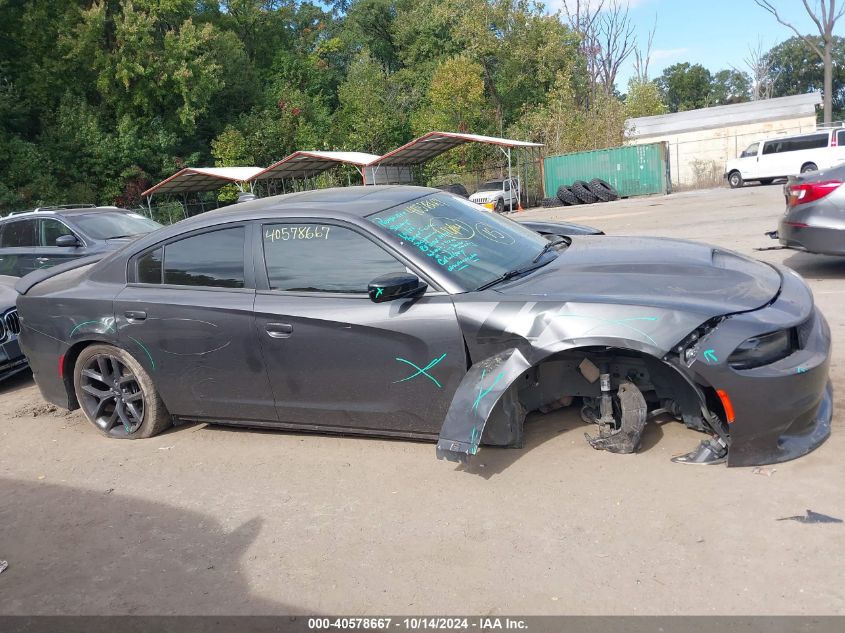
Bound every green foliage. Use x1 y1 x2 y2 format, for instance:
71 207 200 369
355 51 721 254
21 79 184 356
625 80 668 119
0 0 613 213
709 69 751 105
656 63 714 112
767 36 845 116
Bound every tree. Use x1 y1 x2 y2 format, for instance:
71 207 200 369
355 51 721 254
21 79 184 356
334 50 408 153
739 39 779 100
412 55 491 134
656 63 713 112
753 0 845 124
767 35 845 116
625 79 667 119
561 0 635 98
710 69 752 105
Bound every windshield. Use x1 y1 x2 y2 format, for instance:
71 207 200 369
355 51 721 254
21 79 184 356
73 212 162 240
478 181 505 190
366 193 551 290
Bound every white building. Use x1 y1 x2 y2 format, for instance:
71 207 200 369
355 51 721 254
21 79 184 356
626 92 822 188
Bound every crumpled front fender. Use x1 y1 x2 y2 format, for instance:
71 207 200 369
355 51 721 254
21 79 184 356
436 348 532 462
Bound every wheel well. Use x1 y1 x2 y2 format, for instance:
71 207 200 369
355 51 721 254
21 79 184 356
514 347 725 435
61 340 96 410
801 162 817 171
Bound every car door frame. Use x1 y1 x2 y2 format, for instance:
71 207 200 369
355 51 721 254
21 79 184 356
31 217 88 270
248 216 469 438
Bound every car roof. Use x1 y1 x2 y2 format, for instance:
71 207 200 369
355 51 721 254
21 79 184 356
174 185 438 227
760 131 831 143
2 206 131 221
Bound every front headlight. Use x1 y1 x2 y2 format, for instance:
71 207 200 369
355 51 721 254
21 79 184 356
728 329 795 369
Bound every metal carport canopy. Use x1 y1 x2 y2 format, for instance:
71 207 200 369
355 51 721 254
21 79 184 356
369 131 543 166
252 151 382 181
141 166 264 197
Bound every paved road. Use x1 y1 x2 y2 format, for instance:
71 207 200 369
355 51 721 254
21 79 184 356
1 184 844 615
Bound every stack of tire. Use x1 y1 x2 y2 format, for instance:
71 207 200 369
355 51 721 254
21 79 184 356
540 179 619 208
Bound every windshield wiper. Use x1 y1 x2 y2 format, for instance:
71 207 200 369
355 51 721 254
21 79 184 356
531 236 568 264
476 237 568 291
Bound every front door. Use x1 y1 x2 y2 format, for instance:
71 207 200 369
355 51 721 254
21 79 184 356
253 220 467 436
30 218 85 269
115 225 277 423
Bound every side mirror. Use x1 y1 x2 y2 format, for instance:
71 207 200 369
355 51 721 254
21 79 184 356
368 272 427 303
55 234 80 247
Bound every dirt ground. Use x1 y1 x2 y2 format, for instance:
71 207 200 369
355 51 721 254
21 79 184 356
1 183 844 615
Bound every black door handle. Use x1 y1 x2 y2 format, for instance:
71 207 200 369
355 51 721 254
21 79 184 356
124 310 147 322
265 323 293 339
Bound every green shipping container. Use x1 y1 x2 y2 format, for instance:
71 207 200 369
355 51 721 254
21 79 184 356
543 142 670 199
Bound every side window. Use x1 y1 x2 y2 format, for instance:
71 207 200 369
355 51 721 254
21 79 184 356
762 141 779 155
838 130 845 147
504 181 511 191
740 143 759 158
262 223 405 293
137 247 163 284
0 220 37 247
38 219 74 247
160 227 245 288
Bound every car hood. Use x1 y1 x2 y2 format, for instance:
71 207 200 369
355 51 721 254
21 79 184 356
470 190 501 199
493 236 782 317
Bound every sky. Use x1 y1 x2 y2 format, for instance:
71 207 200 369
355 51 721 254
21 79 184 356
543 0 838 89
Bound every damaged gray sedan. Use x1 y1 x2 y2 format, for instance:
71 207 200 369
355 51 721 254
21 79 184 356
16 186 832 467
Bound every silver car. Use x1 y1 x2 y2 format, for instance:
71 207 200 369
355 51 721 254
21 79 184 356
778 163 845 254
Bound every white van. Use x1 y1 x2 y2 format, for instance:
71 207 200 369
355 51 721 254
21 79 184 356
725 128 845 188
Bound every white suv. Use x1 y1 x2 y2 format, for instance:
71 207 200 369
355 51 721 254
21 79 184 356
468 178 521 213
725 128 845 188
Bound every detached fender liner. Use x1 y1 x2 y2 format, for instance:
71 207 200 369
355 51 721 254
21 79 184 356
436 348 531 462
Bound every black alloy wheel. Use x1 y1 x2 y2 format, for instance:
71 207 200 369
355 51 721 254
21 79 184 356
78 353 146 437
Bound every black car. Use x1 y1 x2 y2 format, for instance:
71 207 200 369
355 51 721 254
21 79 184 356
16 186 831 467
0 205 162 277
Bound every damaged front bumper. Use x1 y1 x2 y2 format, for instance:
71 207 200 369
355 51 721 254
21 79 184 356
671 265 831 466
437 264 833 468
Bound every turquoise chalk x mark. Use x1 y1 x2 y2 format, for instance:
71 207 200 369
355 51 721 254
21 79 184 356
557 313 660 346
703 349 718 364
394 353 446 388
469 426 481 454
472 368 505 413
796 366 808 374
375 287 384 298
129 336 156 371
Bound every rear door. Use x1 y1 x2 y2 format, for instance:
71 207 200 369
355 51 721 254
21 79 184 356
115 224 277 423
253 219 467 436
0 219 38 276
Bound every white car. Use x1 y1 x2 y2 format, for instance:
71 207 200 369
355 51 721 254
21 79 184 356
725 128 845 188
469 178 520 213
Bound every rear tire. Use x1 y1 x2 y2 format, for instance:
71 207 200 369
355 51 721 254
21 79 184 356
494 198 504 214
728 171 743 188
74 344 171 439
540 197 560 208
801 163 818 173
571 180 599 204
